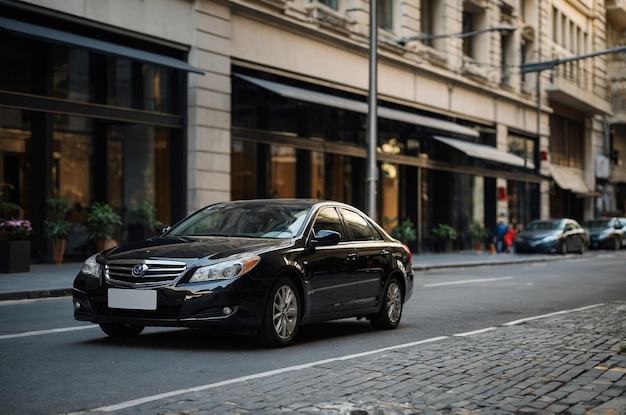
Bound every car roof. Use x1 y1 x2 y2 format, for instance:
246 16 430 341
212 199 361 211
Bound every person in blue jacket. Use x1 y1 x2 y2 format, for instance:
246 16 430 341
495 215 508 253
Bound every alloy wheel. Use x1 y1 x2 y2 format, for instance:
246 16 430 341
272 284 298 340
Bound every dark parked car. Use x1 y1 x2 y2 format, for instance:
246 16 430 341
584 217 624 250
514 218 589 255
72 199 414 347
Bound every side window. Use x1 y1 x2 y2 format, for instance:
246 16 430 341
313 207 344 238
340 208 382 241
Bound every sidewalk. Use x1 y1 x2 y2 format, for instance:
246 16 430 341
0 251 564 301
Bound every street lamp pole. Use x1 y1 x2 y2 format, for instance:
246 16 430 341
366 0 378 219
521 45 626 74
398 26 516 46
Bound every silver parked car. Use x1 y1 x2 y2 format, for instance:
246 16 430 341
514 218 589 255
584 217 624 250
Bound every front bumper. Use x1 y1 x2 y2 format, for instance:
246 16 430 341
72 271 268 334
514 239 558 254
589 235 615 249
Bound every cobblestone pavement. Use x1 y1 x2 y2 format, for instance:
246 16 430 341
72 301 626 415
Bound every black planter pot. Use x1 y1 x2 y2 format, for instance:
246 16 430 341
0 240 30 273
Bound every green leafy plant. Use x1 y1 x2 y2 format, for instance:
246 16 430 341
469 221 489 243
130 201 163 233
0 183 21 220
431 223 457 241
86 202 123 241
43 198 71 242
390 218 417 245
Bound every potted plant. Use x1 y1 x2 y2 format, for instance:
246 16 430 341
43 198 71 264
0 183 21 220
0 184 31 273
431 223 457 252
0 218 32 273
86 202 123 251
128 201 163 242
390 217 417 246
469 221 489 253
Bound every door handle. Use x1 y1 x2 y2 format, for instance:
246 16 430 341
347 253 357 261
379 250 390 256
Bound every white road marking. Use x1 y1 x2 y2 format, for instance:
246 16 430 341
87 303 606 413
92 336 450 412
502 303 604 326
424 276 513 287
454 327 498 336
0 325 97 340
0 296 69 306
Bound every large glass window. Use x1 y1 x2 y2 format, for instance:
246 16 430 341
232 140 258 200
0 107 31 219
270 145 297 198
550 112 584 168
508 134 536 168
0 31 182 115
0 20 186 260
0 33 40 95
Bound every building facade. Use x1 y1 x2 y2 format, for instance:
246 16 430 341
606 0 626 215
0 0 617 260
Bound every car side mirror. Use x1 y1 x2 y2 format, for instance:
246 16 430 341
161 226 171 235
310 229 341 247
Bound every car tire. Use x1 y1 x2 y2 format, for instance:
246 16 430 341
560 241 568 255
579 240 586 255
99 323 144 337
614 237 620 251
256 278 300 348
370 277 403 330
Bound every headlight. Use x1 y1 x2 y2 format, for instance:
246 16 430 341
540 234 558 243
189 255 260 283
81 254 101 278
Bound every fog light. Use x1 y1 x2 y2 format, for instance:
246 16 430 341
74 301 81 310
222 307 233 315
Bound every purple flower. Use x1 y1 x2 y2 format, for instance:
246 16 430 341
0 219 33 241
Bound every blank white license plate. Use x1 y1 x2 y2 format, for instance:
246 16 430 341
108 288 157 310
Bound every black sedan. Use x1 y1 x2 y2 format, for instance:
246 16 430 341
514 218 589 255
584 217 624 250
72 199 414 347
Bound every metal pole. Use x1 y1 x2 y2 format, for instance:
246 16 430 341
366 0 378 219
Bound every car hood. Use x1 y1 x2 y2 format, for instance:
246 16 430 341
585 227 610 234
102 236 293 262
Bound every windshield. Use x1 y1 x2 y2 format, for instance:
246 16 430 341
525 220 562 231
584 219 611 228
167 203 311 239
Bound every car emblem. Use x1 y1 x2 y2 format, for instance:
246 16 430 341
132 263 149 277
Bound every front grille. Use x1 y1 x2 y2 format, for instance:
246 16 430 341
105 259 188 288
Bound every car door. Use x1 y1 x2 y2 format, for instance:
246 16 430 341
303 207 358 315
564 220 582 251
339 208 390 309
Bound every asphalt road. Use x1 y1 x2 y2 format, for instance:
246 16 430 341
1 251 625 415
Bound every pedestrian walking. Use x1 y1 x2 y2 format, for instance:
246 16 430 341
504 223 516 253
495 216 508 253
